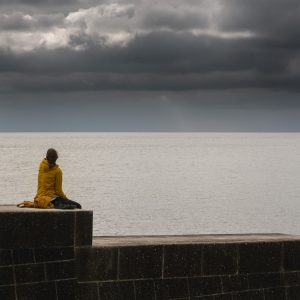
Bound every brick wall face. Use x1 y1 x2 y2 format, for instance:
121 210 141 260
75 241 300 300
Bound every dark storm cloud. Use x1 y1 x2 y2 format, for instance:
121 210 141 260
219 0 300 39
141 6 209 31
2 33 270 73
0 31 299 91
0 0 300 92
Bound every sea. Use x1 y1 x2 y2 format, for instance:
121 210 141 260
0 132 300 236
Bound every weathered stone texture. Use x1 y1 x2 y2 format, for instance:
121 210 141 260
119 246 163 280
1 206 300 299
0 206 92 300
76 246 118 281
76 238 300 299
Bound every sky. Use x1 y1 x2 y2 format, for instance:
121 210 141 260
0 0 300 131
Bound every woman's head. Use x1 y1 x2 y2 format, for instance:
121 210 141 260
46 148 58 165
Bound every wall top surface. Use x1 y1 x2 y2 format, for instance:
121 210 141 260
93 234 300 247
0 205 91 213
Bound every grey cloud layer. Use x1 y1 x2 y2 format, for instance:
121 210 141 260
0 0 299 92
219 0 300 37
0 12 64 30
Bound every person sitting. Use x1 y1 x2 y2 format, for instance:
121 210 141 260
18 148 81 209
34 148 68 208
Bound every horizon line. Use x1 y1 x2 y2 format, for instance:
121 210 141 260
1 131 300 134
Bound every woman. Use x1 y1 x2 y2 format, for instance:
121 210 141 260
34 148 68 208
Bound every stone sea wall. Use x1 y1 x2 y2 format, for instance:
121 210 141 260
76 237 300 300
1 206 300 299
0 206 92 300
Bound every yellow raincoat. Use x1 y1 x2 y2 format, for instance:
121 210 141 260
34 158 67 208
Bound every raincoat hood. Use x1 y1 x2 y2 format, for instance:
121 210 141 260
41 158 59 172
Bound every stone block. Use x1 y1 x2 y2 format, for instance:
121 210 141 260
35 247 74 263
248 273 284 289
119 246 162 280
154 278 189 300
76 247 118 281
191 296 231 300
196 295 232 300
75 211 93 246
76 282 99 300
98 280 135 300
232 290 265 300
134 279 156 300
56 279 76 300
188 276 222 297
0 250 12 266
15 263 45 284
0 213 33 249
264 287 287 300
284 272 300 286
214 295 232 300
0 285 15 300
284 241 300 271
0 212 75 248
163 244 202 277
286 285 300 299
17 281 56 300
202 244 238 275
190 297 214 300
202 294 232 300
45 260 75 280
0 266 14 285
13 249 35 265
239 242 282 274
40 212 75 247
221 275 249 293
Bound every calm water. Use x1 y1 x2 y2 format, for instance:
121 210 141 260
0 132 300 236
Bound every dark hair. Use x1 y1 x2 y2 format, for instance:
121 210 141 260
46 148 58 164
